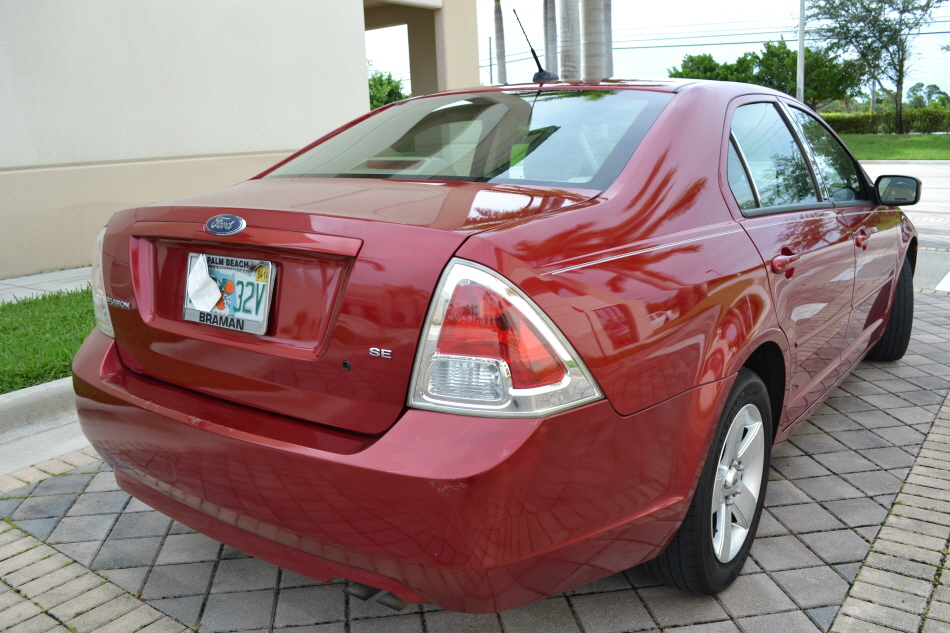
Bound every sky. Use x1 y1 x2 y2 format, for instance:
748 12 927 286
364 0 950 99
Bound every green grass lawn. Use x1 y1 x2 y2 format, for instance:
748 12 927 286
0 288 94 394
840 134 950 160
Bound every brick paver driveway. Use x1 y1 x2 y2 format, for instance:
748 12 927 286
2 290 949 633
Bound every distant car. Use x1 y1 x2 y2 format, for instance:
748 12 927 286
73 79 920 613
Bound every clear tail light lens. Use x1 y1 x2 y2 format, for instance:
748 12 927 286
91 227 114 338
409 259 602 416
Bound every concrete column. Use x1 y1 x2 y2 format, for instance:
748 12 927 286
408 13 440 96
365 1 478 96
434 0 480 91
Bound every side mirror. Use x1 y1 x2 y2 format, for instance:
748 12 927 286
875 175 921 206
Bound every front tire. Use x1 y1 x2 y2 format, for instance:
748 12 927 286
646 368 772 593
865 257 914 362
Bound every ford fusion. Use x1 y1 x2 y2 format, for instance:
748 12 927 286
73 79 921 613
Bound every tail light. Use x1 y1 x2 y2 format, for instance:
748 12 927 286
408 259 602 416
91 227 114 338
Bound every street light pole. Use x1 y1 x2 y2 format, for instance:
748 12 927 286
797 0 805 102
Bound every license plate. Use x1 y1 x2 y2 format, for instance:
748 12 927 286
182 254 276 335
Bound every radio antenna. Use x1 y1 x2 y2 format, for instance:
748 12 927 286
512 9 559 83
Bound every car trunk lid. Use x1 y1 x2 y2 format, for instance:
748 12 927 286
106 179 597 435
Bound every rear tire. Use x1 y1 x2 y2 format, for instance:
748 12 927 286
646 368 772 594
865 257 914 362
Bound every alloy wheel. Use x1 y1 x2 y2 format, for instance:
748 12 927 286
710 403 766 563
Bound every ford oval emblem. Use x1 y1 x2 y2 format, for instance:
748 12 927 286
205 214 247 237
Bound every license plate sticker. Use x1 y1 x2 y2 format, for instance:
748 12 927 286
182 254 276 335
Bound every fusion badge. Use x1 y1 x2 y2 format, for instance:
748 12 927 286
205 214 247 237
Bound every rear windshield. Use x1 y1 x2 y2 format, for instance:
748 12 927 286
266 89 673 190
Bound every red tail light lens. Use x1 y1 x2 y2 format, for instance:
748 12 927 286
409 259 602 417
437 282 566 389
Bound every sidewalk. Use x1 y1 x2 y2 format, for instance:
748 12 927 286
0 268 91 304
1 290 949 633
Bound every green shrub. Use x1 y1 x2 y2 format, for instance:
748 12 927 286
821 108 949 134
903 108 950 133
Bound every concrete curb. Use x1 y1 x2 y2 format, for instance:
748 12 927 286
0 377 88 475
0 378 76 440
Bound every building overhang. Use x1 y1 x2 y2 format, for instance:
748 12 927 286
363 0 442 9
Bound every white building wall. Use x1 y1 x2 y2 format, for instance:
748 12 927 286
0 0 371 277
0 0 368 169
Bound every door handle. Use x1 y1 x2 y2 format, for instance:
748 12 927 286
855 228 870 249
771 253 800 273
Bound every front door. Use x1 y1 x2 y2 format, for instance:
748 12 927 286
784 104 903 367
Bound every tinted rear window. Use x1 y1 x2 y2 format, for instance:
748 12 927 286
266 89 673 190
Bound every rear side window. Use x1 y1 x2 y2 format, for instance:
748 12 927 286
788 108 868 202
727 140 758 210
266 90 673 190
731 103 819 208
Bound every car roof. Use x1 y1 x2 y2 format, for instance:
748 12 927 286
419 78 791 101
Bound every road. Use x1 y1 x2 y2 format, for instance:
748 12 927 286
861 160 950 291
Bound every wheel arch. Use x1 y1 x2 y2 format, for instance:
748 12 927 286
739 342 786 441
722 328 789 440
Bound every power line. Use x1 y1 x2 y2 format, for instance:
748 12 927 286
480 18 950 62
479 29 950 68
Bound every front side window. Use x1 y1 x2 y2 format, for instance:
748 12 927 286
731 103 819 208
266 90 673 190
789 108 868 202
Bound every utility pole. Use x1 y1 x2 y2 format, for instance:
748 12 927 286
489 36 493 83
796 0 805 102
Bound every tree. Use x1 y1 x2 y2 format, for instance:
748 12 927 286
368 69 408 110
558 0 581 80
543 0 558 73
808 0 947 133
604 0 614 77
907 82 928 107
581 0 605 77
668 53 755 83
797 46 866 109
925 84 949 107
494 0 507 84
907 82 949 108
754 40 864 109
668 40 865 110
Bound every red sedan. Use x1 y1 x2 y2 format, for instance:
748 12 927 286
73 79 920 613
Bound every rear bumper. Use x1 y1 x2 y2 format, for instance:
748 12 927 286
73 329 729 613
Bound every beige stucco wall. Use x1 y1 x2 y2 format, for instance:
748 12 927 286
0 1 368 169
0 0 368 278
0 153 289 279
1 0 480 279
434 0 480 91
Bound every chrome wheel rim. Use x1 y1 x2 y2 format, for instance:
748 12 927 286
711 403 765 563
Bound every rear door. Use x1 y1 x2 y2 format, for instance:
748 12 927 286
725 99 856 425
783 103 902 367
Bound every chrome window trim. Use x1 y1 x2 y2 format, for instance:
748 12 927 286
729 132 760 209
777 101 833 201
773 100 824 203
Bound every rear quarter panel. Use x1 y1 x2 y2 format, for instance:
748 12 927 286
457 84 787 417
